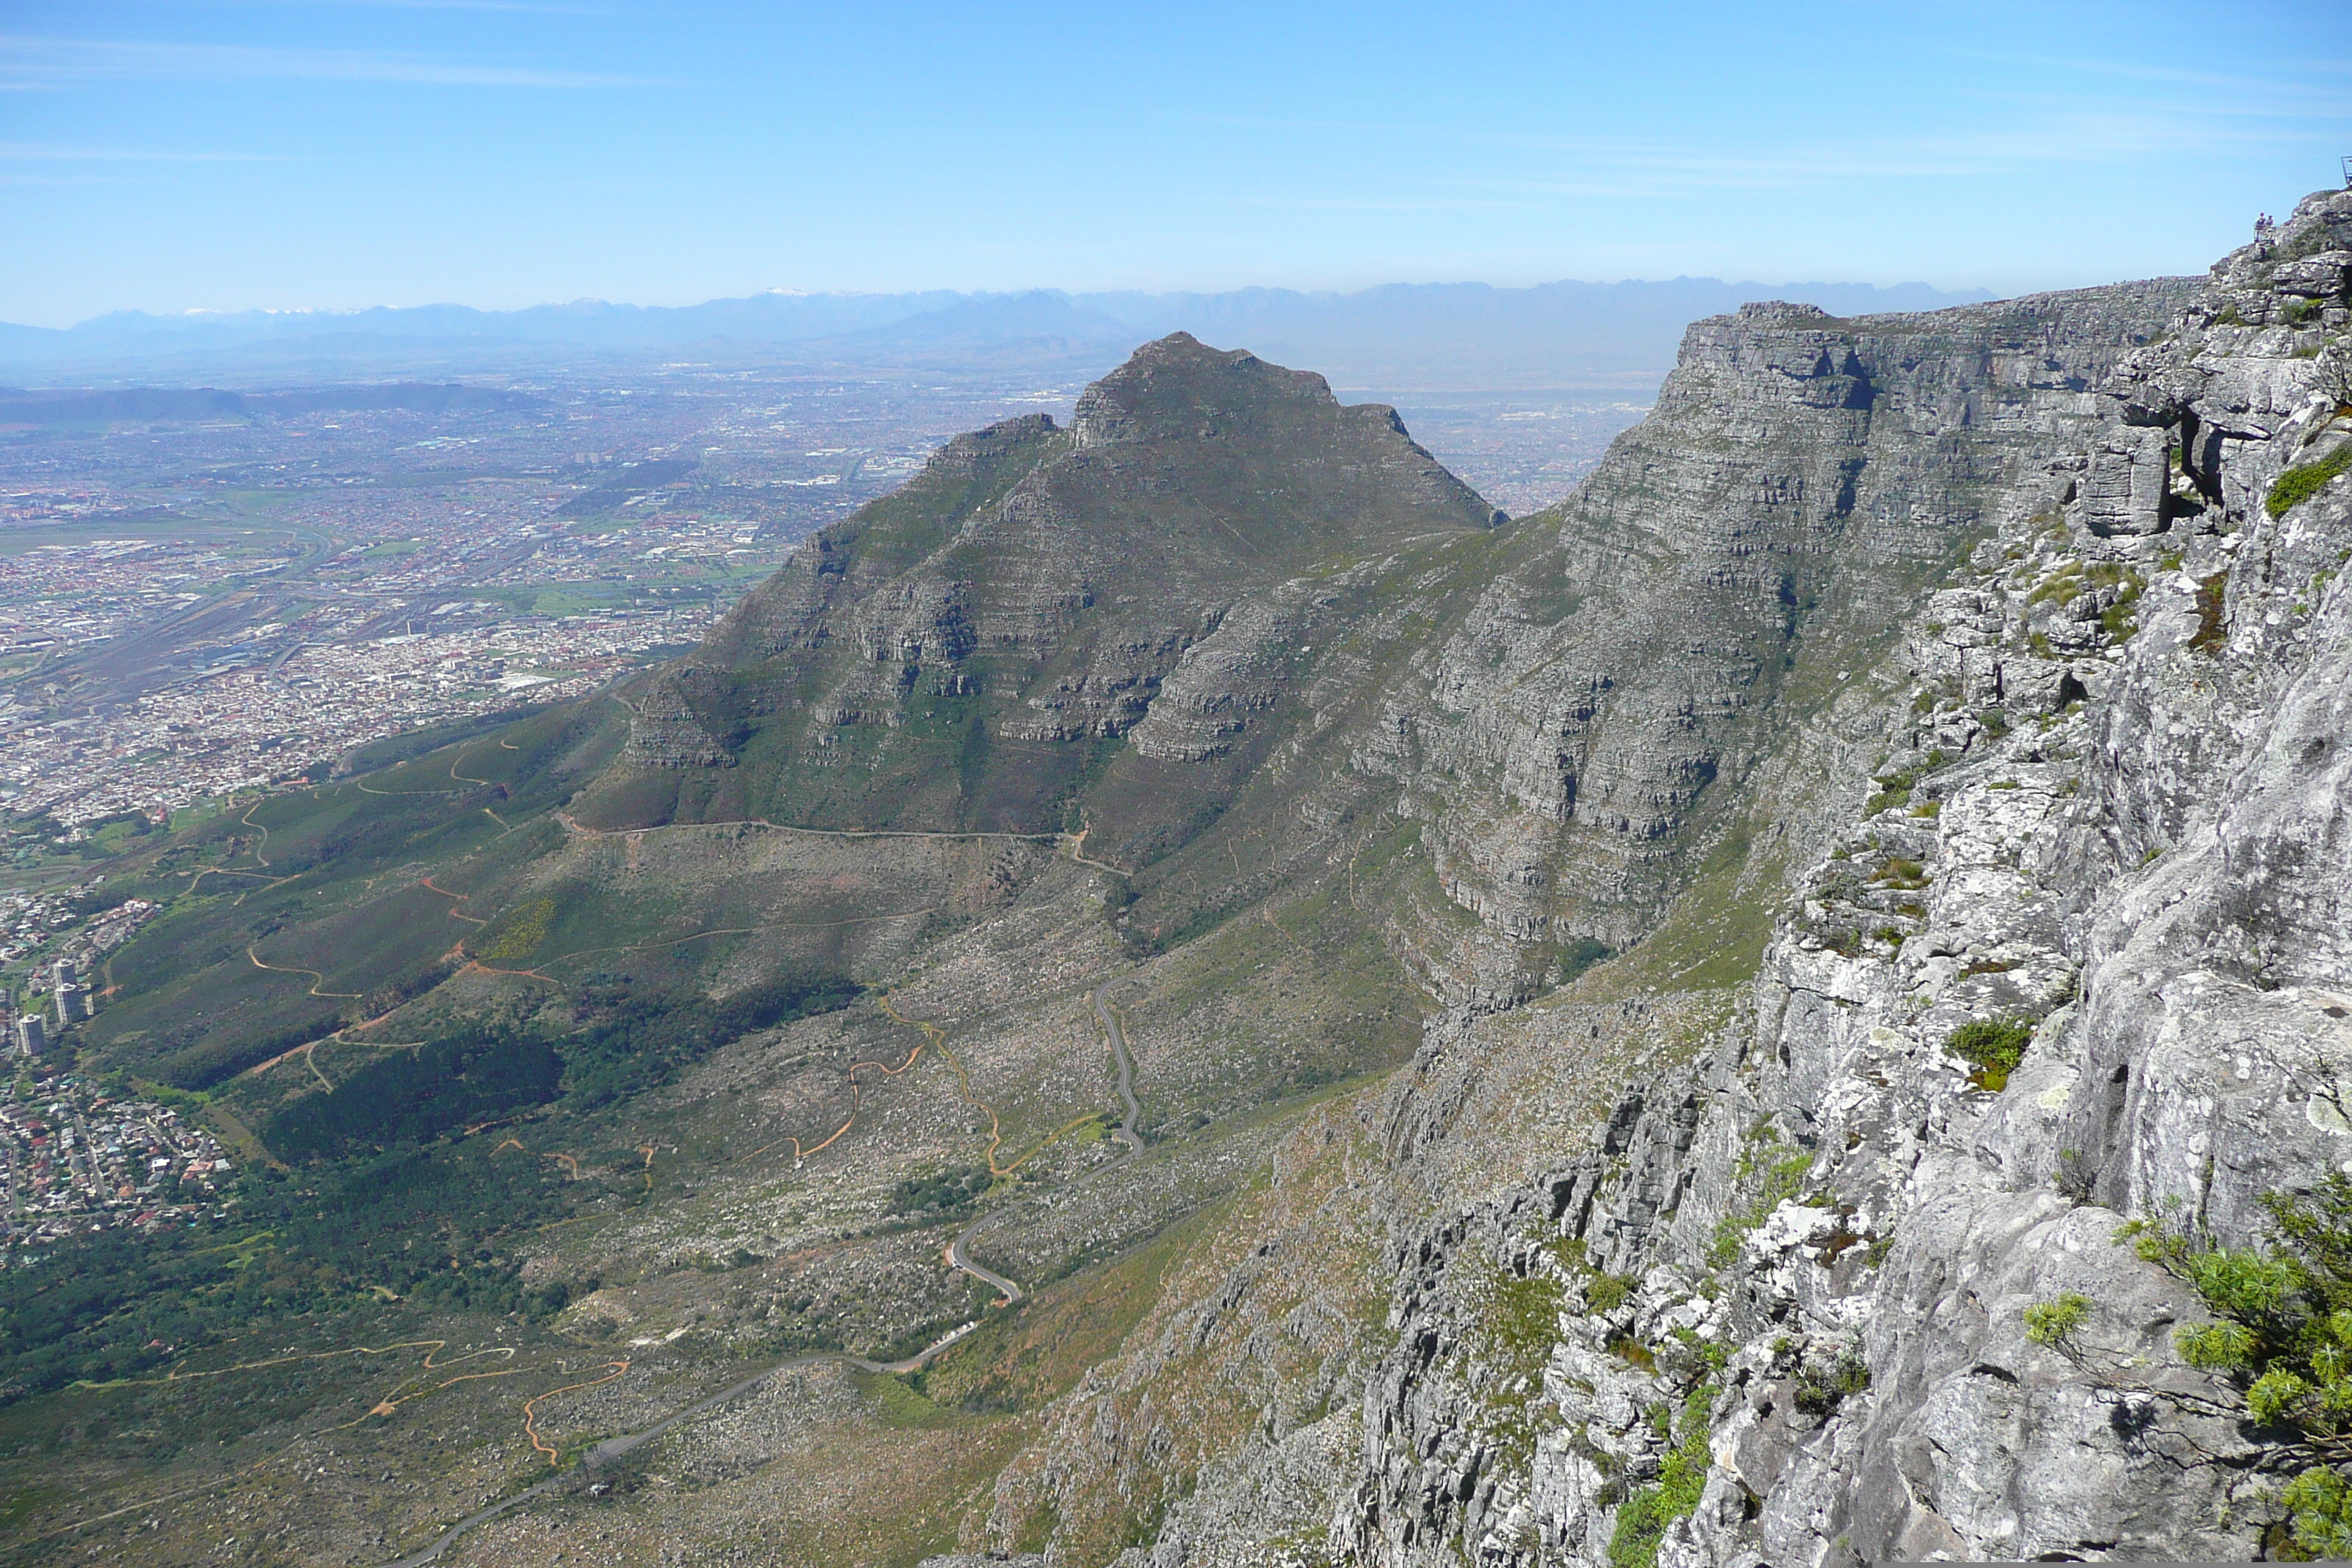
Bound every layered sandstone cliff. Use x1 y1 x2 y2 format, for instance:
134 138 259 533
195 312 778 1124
1334 188 2352 1568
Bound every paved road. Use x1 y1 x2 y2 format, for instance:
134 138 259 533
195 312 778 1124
1092 977 1145 1157
946 1213 1025 1308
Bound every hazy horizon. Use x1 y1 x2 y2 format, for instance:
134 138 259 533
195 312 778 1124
4 0 2343 330
0 276 2002 395
9 274 2000 334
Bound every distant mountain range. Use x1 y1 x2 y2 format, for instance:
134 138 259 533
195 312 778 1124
0 279 1996 391
0 381 545 426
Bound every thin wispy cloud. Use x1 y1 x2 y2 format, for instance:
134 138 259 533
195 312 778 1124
222 1 613 12
1197 102 2331 205
1237 195 1531 215
0 141 289 162
0 35 663 88
1953 48 2352 102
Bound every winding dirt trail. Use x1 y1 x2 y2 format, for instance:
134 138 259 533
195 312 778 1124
521 1360 631 1465
374 973 1152 1566
347 1346 524 1425
873 993 1025 1179
247 945 361 1000
355 777 470 798
464 959 563 984
553 809 1130 877
420 876 490 926
533 906 939 975
866 981 1151 1308
491 1139 581 1180
748 1041 926 1164
75 1337 496 1395
238 799 274 868
184 866 293 895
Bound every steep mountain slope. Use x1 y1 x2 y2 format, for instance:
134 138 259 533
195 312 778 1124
30 193 2352 1568
1277 190 2352 1568
902 265 2234 1568
1380 280 2193 1000
581 332 1501 845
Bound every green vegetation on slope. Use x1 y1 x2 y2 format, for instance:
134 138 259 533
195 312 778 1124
2268 444 2352 519
2122 1175 2352 1557
0 1144 572 1410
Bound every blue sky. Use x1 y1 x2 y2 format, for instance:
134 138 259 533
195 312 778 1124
1 1 2346 326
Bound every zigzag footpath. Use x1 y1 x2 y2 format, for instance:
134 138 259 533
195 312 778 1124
378 971 1150 1564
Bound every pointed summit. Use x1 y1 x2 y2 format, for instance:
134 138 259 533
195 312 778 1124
576 337 1500 837
1071 331 1347 448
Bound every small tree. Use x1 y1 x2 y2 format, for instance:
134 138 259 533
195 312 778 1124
2023 1291 2093 1349
2123 1175 2352 1554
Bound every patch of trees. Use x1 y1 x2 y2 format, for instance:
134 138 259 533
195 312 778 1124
558 965 857 1110
265 1028 562 1161
886 1164 990 1216
155 1013 343 1091
0 1146 568 1409
255 965 856 1159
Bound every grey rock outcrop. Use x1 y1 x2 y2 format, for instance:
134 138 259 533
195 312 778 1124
576 332 1502 837
1333 188 2352 1567
1376 274 2198 1000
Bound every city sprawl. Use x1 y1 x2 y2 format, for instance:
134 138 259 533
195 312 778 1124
0 371 1640 829
2 1077 234 1254
0 372 1090 826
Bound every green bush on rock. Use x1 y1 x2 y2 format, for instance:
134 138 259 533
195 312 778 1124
1607 1387 1716 1568
2122 1175 2352 1556
1945 1017 2035 1092
2268 445 2352 519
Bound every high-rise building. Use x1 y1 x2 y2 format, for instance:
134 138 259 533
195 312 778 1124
51 959 76 992
15 1014 45 1055
55 985 86 1026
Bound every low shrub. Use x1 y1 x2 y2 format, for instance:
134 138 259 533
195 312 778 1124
2023 1291 2092 1346
1585 1273 1637 1313
2268 444 2352 519
2121 1175 2352 1557
1945 1017 2035 1092
1607 1387 1716 1568
1793 1351 1871 1415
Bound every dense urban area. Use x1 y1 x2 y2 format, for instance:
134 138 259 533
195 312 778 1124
0 372 1071 824
2 1076 233 1257
0 369 1643 827
0 364 1646 1281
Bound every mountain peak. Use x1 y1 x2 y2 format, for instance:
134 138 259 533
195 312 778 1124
1071 331 1339 448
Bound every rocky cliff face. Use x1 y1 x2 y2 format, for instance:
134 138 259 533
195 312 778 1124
581 333 1501 839
1324 188 2352 1567
333 190 2348 1568
1385 277 2199 996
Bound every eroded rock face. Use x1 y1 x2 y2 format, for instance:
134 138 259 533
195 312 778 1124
582 333 1502 836
1388 277 2199 982
1333 189 2352 1567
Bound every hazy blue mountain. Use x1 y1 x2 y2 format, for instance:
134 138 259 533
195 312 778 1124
0 382 543 426
0 277 1995 390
